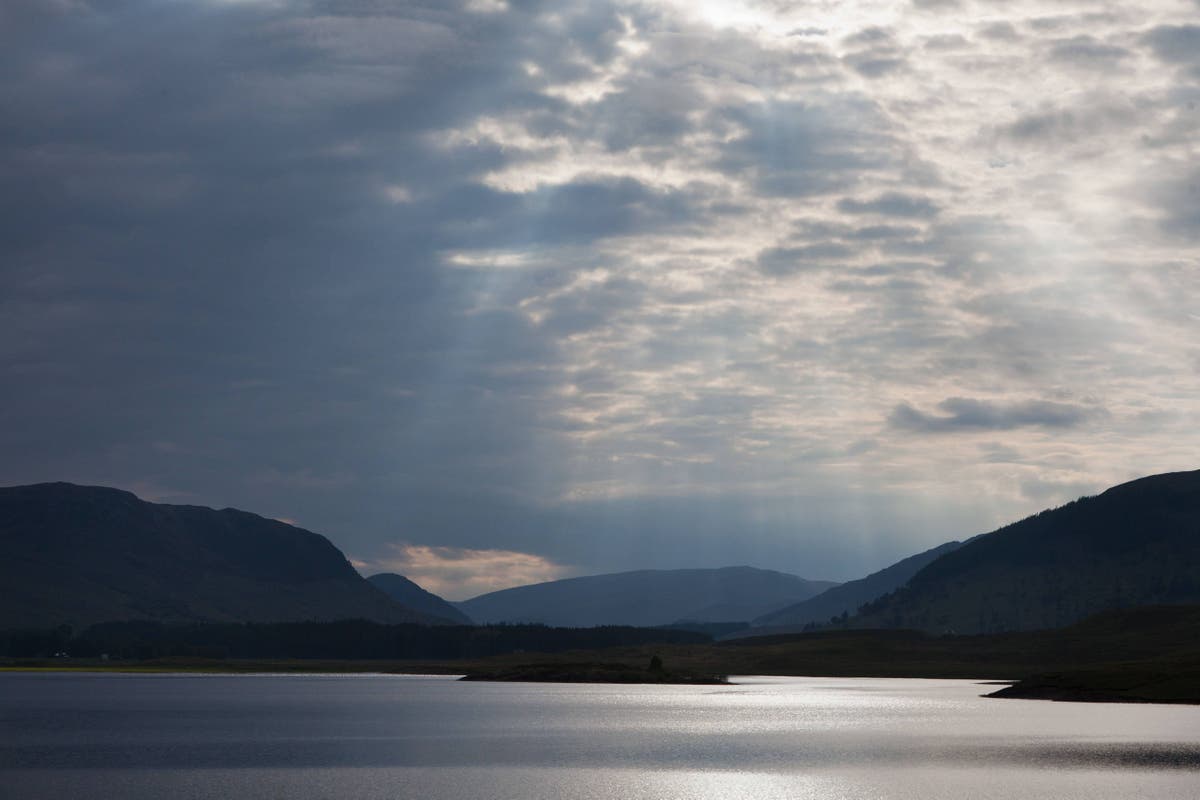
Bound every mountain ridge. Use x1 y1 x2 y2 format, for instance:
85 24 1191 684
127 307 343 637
367 573 473 625
0 482 447 629
852 469 1200 634
748 540 965 631
457 565 838 627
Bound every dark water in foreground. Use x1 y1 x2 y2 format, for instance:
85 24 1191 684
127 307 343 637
2 673 1198 799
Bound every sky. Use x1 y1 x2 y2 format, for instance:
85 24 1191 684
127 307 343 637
2 0 1198 600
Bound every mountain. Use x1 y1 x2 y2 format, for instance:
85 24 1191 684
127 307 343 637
367 573 473 625
749 540 965 630
456 566 838 627
0 482 449 629
853 469 1200 634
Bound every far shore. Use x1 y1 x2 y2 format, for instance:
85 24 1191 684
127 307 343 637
8 605 1200 705
6 655 1197 705
0 658 468 675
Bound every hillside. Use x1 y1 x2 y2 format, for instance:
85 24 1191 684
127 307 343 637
367 573 473 625
0 483 446 629
456 566 838 627
749 540 964 630
853 470 1200 634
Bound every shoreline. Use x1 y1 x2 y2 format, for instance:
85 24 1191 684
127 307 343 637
8 662 1200 705
986 666 1200 705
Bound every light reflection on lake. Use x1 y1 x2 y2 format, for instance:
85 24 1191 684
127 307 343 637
2 673 1198 799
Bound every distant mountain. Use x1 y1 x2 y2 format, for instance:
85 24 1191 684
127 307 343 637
0 482 449 629
367 573 473 625
853 470 1200 634
749 540 965 630
456 566 839 627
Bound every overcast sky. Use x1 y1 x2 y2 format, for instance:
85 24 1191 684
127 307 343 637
3 0 1197 599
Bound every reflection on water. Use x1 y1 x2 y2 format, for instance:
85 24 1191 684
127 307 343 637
2 673 1198 799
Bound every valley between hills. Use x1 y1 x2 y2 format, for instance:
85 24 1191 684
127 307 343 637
4 470 1200 703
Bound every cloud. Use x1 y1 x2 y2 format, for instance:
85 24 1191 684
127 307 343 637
756 243 854 275
1155 168 1200 240
1046 36 1131 68
716 98 898 197
845 54 908 78
841 26 908 78
846 224 923 241
2 0 1198 589
924 34 969 52
1142 24 1200 78
837 192 939 218
365 543 571 600
843 28 896 48
1142 24 1200 63
977 22 1019 42
1000 103 1134 146
889 398 1099 433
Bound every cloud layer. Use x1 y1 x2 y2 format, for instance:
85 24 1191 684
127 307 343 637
2 0 1197 592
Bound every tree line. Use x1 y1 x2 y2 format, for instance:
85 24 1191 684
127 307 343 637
0 619 711 661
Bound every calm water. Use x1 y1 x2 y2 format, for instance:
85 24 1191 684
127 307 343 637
2 673 1198 799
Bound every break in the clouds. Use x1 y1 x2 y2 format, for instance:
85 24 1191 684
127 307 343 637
364 544 568 601
2 0 1198 595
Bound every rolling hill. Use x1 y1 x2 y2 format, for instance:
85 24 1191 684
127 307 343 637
748 540 964 631
0 482 449 629
367 573 473 625
853 470 1200 634
456 566 838 627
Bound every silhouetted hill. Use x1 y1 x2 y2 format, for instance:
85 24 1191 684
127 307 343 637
748 540 964 631
0 482 445 628
367 573 472 625
456 566 838 627
853 470 1200 634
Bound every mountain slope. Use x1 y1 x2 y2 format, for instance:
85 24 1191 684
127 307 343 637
751 540 964 629
367 573 473 625
0 482 445 629
854 470 1200 634
457 566 838 627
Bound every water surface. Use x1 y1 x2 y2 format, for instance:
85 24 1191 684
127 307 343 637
2 673 1197 798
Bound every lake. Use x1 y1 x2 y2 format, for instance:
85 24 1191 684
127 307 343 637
2 673 1198 798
